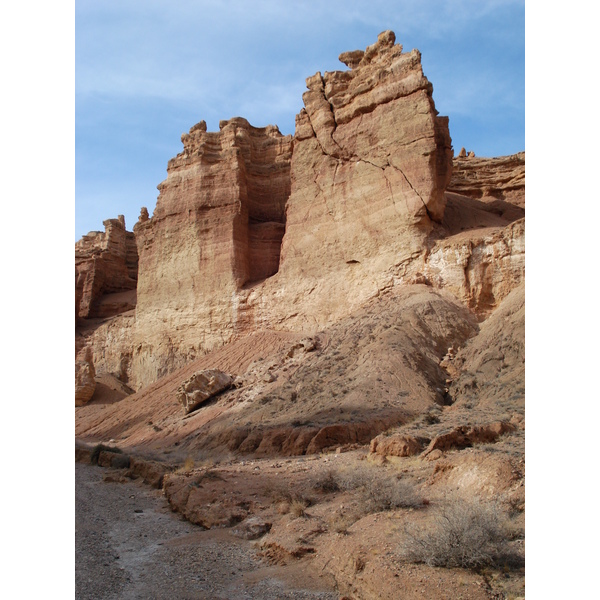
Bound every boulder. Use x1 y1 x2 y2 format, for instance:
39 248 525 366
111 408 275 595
232 517 272 540
369 433 424 458
176 369 233 414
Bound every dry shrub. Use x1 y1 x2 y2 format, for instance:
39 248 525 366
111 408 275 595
312 470 341 493
175 456 195 473
337 464 422 513
289 497 310 518
327 511 357 534
399 496 514 569
267 484 313 518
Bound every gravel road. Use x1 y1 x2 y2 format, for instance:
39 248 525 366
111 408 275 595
76 462 338 599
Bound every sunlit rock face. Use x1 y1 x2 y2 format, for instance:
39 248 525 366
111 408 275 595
248 30 453 333
78 31 456 391
130 118 293 388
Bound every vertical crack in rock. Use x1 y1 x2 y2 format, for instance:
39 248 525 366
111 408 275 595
387 161 434 223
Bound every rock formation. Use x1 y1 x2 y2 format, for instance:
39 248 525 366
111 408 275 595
75 346 96 406
448 152 525 207
75 215 138 319
176 369 234 415
130 118 293 387
75 30 524 395
111 30 453 388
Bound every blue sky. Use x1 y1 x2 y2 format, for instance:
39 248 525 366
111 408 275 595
75 0 524 240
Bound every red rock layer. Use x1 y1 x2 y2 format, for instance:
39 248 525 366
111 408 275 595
130 118 293 387
75 216 138 319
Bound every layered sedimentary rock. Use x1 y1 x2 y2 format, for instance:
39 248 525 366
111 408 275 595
130 118 293 387
76 31 525 394
121 31 452 389
252 31 453 325
75 215 138 319
448 152 525 207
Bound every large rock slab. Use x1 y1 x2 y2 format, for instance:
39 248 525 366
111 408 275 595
176 369 233 414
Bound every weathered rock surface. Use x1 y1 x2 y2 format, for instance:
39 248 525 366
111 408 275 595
448 152 525 207
369 433 424 458
232 517 272 540
421 421 515 457
176 369 234 415
89 31 453 390
129 118 293 388
75 215 138 319
422 218 525 312
251 30 453 335
76 285 479 457
74 30 524 411
75 346 96 406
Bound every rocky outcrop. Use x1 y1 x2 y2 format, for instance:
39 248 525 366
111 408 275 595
422 218 525 312
75 215 138 319
90 30 453 390
75 346 96 406
75 31 524 395
130 118 293 387
421 421 515 456
369 433 425 458
448 152 525 207
176 369 234 415
253 30 453 331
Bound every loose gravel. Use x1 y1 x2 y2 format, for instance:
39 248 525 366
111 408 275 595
76 462 338 599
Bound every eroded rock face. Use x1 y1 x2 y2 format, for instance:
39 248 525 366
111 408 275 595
131 118 293 387
369 433 424 458
449 152 525 207
75 216 138 319
176 369 234 415
256 31 452 327
75 31 524 395
75 347 96 406
422 218 525 312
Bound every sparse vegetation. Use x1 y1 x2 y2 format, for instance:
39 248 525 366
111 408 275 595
266 484 314 518
176 456 196 473
337 464 423 513
312 470 341 493
399 496 517 569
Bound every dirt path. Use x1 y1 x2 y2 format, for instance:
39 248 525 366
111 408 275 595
76 462 338 599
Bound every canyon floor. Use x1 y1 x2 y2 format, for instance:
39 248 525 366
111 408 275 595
76 462 338 599
76 279 525 599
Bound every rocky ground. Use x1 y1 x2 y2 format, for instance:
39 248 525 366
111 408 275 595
76 461 338 599
75 282 525 599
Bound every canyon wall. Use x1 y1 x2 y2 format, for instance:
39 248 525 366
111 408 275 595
75 215 138 319
121 30 453 388
75 31 524 393
129 118 293 386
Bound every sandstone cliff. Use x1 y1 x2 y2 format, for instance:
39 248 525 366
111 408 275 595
100 31 453 389
75 30 524 395
75 32 525 598
75 215 138 319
